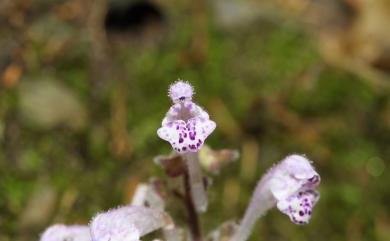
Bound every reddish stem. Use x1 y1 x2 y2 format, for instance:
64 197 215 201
184 171 202 241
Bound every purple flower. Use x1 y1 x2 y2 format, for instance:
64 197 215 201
268 155 320 224
230 154 320 241
157 80 216 153
157 80 216 212
90 206 169 241
40 224 91 241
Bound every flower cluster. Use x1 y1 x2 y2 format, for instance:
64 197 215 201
40 80 321 241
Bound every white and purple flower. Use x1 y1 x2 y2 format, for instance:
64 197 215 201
230 154 320 241
267 154 320 225
157 80 216 212
40 224 91 241
157 80 216 153
90 206 170 241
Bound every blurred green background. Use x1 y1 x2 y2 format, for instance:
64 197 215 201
1 0 390 240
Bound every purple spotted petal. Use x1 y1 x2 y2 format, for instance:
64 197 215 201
157 117 216 153
158 82 216 153
276 188 320 225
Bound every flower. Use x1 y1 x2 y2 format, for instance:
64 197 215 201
40 224 91 241
157 80 216 153
90 206 169 241
267 154 320 224
230 154 320 241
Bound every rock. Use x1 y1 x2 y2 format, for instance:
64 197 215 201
19 79 87 130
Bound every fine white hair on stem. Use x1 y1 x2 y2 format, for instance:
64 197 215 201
184 152 208 213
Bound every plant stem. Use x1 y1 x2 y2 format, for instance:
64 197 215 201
230 184 275 241
184 152 208 212
184 170 202 241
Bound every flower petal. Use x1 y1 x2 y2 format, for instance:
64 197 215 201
161 101 210 126
157 117 216 153
268 176 302 200
40 224 91 241
284 155 319 180
268 155 320 200
90 206 169 241
276 188 320 225
157 120 186 152
162 103 182 126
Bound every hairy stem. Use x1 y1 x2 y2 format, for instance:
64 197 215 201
184 170 202 241
183 152 208 213
230 184 275 241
